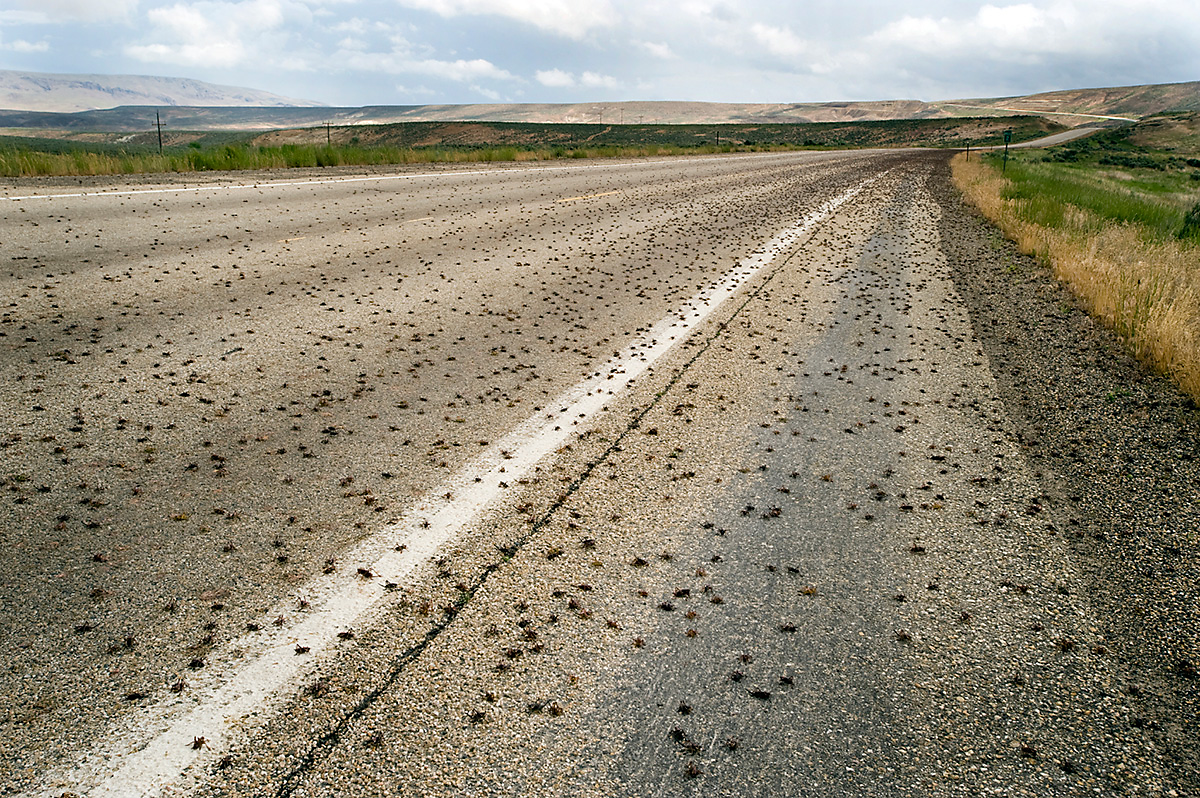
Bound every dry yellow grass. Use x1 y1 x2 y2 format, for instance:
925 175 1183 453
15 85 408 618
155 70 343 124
951 152 1200 398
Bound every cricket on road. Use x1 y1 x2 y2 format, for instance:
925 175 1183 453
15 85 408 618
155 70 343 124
2 149 1197 797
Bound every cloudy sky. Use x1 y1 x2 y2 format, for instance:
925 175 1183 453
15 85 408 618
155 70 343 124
0 0 1197 106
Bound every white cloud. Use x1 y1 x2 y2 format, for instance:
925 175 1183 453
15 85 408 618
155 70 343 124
749 22 809 59
332 17 371 35
827 1 1200 98
535 69 620 89
394 0 618 39
409 58 515 81
471 84 502 100
6 0 138 23
125 0 309 68
394 83 437 97
340 45 516 82
639 40 675 59
535 68 575 87
869 3 1074 56
5 0 1200 108
3 39 51 52
580 71 619 88
864 1 1198 62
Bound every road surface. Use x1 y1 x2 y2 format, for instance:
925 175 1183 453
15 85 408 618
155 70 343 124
1 151 1196 797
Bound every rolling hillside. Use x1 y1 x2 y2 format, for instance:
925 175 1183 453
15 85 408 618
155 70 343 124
0 70 323 113
0 70 1195 134
938 81 1200 122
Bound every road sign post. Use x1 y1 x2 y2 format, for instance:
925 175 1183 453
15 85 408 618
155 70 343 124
1003 128 1012 173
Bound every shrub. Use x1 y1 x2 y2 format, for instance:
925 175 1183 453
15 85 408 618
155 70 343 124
1180 201 1200 242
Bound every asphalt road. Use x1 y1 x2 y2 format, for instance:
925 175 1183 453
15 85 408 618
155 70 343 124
1008 126 1107 148
0 151 1191 796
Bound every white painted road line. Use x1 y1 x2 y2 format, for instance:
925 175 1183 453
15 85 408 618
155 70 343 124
32 174 881 798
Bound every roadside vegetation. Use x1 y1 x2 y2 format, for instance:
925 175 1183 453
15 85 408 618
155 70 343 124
952 116 1200 396
0 116 1061 178
0 140 754 177
0 140 557 176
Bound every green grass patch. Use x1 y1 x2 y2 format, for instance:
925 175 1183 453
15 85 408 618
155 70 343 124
991 126 1200 242
996 157 1191 238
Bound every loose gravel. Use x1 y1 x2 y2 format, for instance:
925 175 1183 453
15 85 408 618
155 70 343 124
5 151 1196 797
935 156 1200 796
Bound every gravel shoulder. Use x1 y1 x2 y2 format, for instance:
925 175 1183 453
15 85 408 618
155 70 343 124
934 156 1200 795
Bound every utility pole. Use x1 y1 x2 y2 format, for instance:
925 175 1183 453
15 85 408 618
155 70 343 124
156 110 163 155
1003 128 1012 173
326 121 331 146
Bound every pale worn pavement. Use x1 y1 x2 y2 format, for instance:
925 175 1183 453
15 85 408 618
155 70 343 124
1 151 1193 797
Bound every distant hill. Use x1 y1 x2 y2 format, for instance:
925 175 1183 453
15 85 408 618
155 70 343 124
0 99 949 132
0 70 323 113
341 99 948 125
0 71 1195 132
937 81 1200 123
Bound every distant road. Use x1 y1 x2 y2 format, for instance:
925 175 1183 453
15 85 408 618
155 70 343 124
963 125 1105 151
1010 125 1106 147
940 102 1139 123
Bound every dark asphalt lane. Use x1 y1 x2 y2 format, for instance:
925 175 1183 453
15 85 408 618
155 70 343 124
560 160 1152 797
